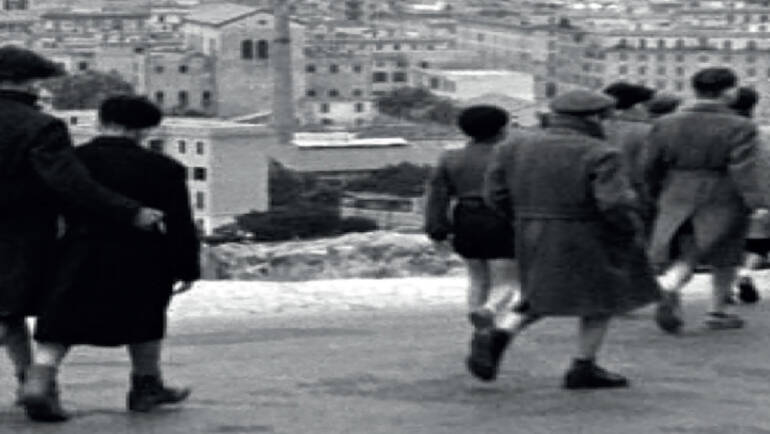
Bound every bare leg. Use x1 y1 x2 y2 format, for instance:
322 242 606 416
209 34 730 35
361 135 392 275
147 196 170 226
465 259 490 312
485 259 519 326
21 341 70 422
577 315 610 360
711 266 738 314
563 315 628 389
4 318 32 379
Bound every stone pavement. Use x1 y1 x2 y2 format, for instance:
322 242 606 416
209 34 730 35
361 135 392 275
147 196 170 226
2 272 770 433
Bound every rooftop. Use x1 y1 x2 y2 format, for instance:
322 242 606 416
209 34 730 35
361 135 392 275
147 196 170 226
184 2 266 27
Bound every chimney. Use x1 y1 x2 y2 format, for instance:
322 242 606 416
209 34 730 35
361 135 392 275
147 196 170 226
272 0 295 145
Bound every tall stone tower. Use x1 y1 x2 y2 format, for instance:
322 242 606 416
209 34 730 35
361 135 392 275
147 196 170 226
271 0 295 144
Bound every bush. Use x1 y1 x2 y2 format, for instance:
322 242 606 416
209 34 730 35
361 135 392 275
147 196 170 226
345 162 433 197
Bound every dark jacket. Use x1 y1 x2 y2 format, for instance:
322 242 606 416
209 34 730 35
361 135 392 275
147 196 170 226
0 90 139 318
484 115 659 316
34 136 200 346
644 101 766 267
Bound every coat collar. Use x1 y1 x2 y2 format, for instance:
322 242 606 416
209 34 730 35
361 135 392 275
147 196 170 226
0 89 39 108
86 135 140 148
546 114 606 140
684 100 733 115
611 107 650 124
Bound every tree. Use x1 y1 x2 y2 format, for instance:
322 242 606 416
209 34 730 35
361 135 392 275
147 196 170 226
44 70 134 110
346 162 433 197
374 87 461 127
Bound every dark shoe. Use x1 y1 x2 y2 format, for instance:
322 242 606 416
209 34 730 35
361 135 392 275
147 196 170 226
468 307 495 331
655 291 683 334
704 312 745 330
127 375 191 413
563 359 629 390
465 329 511 382
20 365 70 423
738 276 760 304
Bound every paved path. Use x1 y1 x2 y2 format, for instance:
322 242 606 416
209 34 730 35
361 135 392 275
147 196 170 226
2 272 770 433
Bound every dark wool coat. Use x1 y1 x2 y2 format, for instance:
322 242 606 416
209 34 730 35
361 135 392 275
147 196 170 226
644 102 767 267
34 137 200 346
484 115 660 317
0 91 139 319
603 111 655 231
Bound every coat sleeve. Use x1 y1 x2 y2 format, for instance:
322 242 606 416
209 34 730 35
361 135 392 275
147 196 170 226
165 165 201 281
590 149 644 237
483 142 513 220
640 123 667 203
28 119 141 225
424 152 454 241
727 123 766 210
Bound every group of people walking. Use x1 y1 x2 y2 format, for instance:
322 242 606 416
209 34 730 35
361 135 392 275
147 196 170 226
0 45 200 422
425 66 770 389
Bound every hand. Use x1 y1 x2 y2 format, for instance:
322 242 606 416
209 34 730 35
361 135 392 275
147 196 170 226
133 207 165 232
754 208 769 219
172 281 194 295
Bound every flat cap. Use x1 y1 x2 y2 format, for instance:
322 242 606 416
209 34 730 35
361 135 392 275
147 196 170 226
603 81 655 110
646 93 682 117
729 86 759 118
0 45 64 81
549 89 615 115
99 94 162 130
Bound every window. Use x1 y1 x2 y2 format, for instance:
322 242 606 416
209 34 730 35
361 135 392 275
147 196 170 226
699 55 710 63
747 67 757 77
676 66 684 76
619 53 628 61
392 71 407 82
748 40 757 50
329 64 339 73
656 79 667 89
149 139 164 153
306 64 316 73
202 91 212 107
639 39 647 49
154 65 164 73
178 140 186 154
419 61 429 68
638 66 647 75
637 54 648 61
430 77 440 89
676 39 684 48
193 167 207 181
396 60 408 68
179 65 188 73
723 40 732 50
657 53 666 61
675 54 684 62
372 72 388 82
675 81 684 91
747 55 756 63
328 89 339 97
195 192 205 210
77 61 88 71
352 89 363 97
619 65 628 74
393 43 401 51
353 64 362 73
477 33 485 42
196 141 205 155
657 66 666 75
178 91 188 107
321 118 333 125
155 91 164 104
320 103 330 113
657 39 666 49
257 40 269 59
241 40 253 59
354 102 364 113
306 89 316 97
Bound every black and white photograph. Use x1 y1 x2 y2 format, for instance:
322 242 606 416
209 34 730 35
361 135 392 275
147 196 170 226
1 0 770 432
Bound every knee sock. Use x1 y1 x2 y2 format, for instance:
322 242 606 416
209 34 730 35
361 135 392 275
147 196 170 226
128 340 162 378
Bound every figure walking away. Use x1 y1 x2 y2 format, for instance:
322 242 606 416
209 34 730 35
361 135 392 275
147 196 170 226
21 96 200 422
470 90 660 389
729 86 764 304
645 68 767 333
425 105 519 331
0 45 163 420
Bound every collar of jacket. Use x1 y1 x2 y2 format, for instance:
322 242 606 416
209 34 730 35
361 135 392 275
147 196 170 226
0 89 39 107
88 135 140 148
546 114 606 140
684 101 733 115
612 107 649 123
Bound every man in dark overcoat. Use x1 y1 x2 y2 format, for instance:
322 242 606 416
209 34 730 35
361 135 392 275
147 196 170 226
467 90 660 389
644 68 767 333
602 82 657 234
0 45 163 413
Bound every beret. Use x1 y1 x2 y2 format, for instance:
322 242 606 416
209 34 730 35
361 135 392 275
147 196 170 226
549 90 615 115
646 93 682 116
0 45 64 81
603 82 655 110
457 105 509 141
99 94 162 129
691 67 737 94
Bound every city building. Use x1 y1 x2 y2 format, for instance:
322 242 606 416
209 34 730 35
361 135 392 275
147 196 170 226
55 109 273 235
182 1 306 118
38 9 151 42
141 48 217 115
411 68 536 102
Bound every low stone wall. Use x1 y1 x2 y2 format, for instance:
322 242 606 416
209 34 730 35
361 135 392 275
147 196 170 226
203 231 465 281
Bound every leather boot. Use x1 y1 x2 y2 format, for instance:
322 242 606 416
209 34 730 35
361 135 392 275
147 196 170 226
20 365 70 422
127 374 191 413
465 329 511 382
563 359 629 390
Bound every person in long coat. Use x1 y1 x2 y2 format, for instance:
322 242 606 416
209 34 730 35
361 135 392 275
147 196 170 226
602 82 657 236
644 68 767 334
729 86 764 304
425 105 518 331
0 45 164 415
467 90 660 389
21 95 200 422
